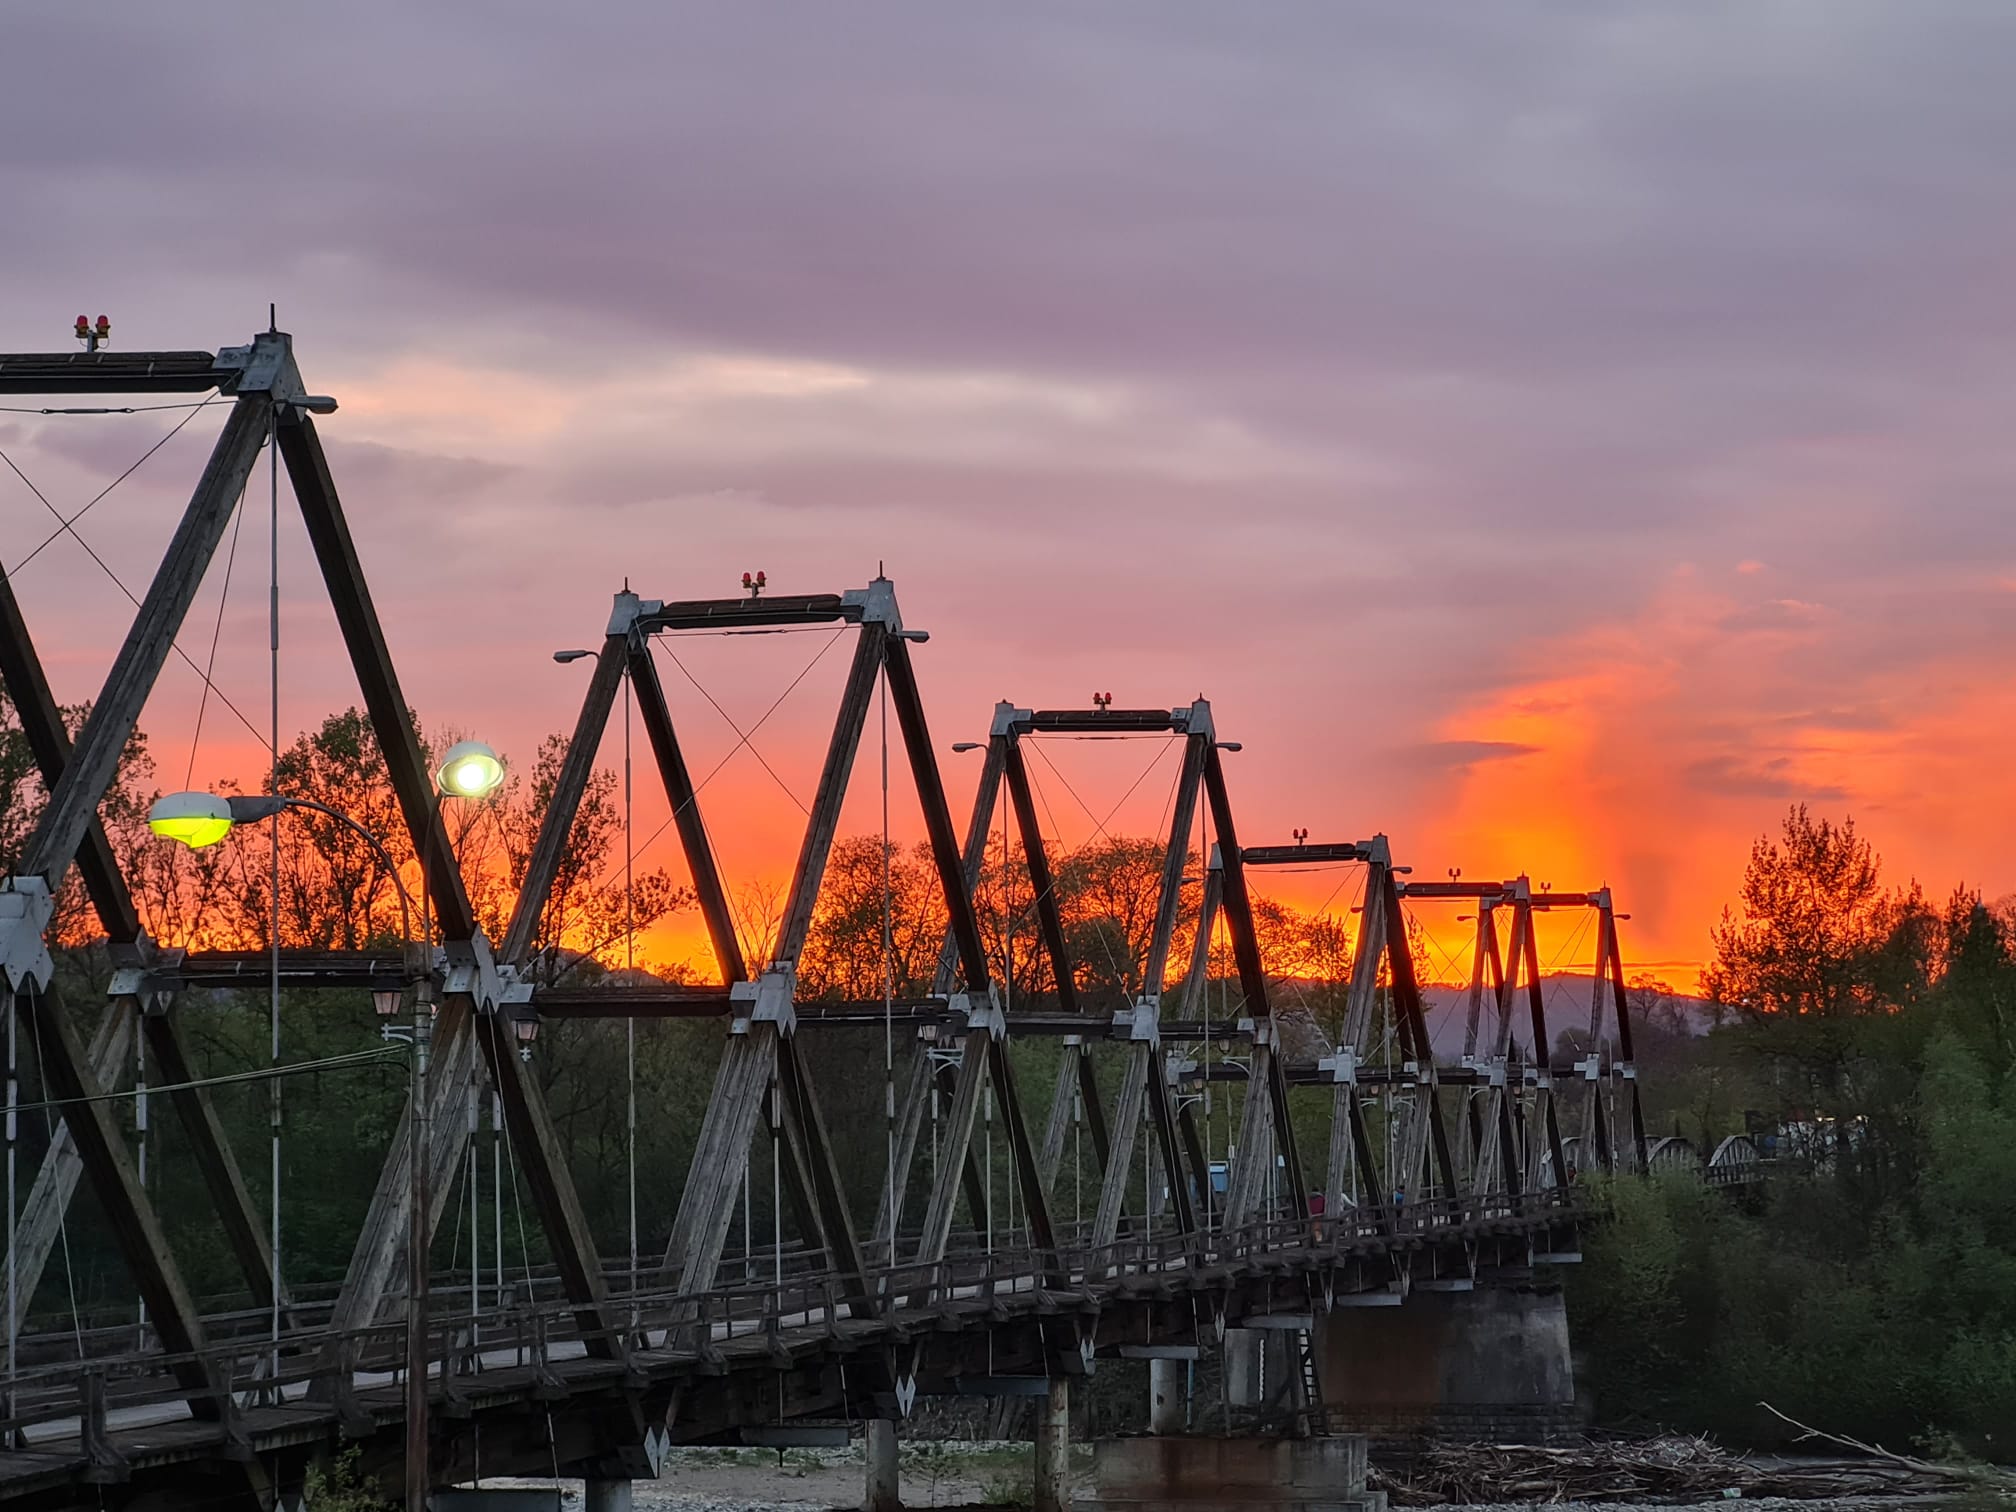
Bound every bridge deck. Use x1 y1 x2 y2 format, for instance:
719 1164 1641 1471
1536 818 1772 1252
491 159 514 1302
0 1195 1583 1500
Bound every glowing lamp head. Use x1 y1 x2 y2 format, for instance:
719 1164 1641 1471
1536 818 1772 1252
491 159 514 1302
148 791 235 849
74 316 89 336
435 740 504 798
95 316 109 334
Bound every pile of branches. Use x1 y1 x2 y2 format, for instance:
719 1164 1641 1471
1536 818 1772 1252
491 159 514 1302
1371 1429 2000 1506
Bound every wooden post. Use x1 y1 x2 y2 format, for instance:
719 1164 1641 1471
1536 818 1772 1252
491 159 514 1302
1034 1377 1071 1512
864 1418 902 1512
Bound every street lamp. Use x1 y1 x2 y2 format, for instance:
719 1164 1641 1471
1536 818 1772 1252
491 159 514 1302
148 789 424 1502
434 741 505 800
147 793 415 959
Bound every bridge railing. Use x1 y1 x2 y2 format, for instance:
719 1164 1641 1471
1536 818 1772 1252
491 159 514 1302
0 1186 1588 1451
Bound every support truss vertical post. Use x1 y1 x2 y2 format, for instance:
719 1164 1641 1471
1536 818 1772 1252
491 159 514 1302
140 1010 280 1316
2 566 277 1319
1518 905 1569 1192
1380 872 1460 1204
12 979 217 1415
1600 903 1650 1173
503 632 628 968
1093 728 1206 1245
4 1001 133 1335
1202 745 1308 1230
21 397 270 888
932 713 1008 996
886 637 1060 1279
1470 897 1525 1200
289 406 609 1355
1002 742 1077 1011
671 621 884 1303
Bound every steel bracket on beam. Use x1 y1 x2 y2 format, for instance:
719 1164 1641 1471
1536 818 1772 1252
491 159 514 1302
0 877 54 990
440 932 505 1008
1170 700 1215 740
1317 1048 1357 1085
841 577 903 629
213 332 305 401
730 967 797 1034
607 587 663 638
107 941 162 1003
949 986 1004 1037
1117 998 1161 1045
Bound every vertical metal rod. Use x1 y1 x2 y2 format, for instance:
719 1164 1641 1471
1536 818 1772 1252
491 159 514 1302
624 668 638 1311
880 661 894 1263
6 996 13 1397
407 979 431 1512
770 1086 781 1292
999 781 1014 1247
1201 812 1213 1236
491 1092 503 1311
1141 1070 1151 1241
268 400 283 1375
135 1029 147 1349
1001 755 1011 1012
468 1095 479 1343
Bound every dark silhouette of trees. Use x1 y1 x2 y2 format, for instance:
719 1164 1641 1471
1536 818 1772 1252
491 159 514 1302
1704 804 1931 1020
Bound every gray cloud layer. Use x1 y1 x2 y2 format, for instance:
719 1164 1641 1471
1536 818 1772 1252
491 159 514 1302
4 3 2014 918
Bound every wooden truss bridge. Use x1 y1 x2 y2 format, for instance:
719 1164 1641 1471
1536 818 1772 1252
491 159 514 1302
0 333 1672 1510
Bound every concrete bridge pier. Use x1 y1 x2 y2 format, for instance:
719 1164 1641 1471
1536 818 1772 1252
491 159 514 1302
583 1479 633 1512
864 1418 902 1512
1224 1326 1300 1420
1148 1359 1186 1434
1034 1376 1071 1512
1317 1282 1577 1442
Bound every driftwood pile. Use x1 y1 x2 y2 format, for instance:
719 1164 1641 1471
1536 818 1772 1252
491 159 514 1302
1371 1432 2000 1506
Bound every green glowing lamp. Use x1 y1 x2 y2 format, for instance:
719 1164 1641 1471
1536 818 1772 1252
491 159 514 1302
435 740 504 798
147 791 289 849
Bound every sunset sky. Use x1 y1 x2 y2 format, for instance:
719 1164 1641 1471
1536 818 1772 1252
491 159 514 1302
5 6 2015 989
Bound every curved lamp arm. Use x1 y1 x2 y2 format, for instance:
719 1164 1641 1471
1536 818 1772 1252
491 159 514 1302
229 794 416 969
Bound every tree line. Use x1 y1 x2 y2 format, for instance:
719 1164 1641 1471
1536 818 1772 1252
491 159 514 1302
1573 805 2016 1455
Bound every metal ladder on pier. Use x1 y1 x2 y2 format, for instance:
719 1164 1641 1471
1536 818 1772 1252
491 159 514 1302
1294 1329 1328 1438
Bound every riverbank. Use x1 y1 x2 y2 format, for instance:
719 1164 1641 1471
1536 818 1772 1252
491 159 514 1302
485 1442 1075 1511
482 1444 1996 1512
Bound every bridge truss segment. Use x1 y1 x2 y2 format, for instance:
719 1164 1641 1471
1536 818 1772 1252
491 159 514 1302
885 700 1311 1260
1399 876 1648 1190
0 333 621 1440
512 577 1067 1317
1238 837 1460 1234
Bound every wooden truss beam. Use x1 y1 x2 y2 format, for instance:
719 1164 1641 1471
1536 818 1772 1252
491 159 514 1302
1203 744 1308 1229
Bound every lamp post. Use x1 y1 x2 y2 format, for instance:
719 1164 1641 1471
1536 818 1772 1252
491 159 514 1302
148 785 436 1512
420 740 503 1512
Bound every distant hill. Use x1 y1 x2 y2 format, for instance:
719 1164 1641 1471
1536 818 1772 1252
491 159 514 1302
1423 974 1715 1053
1264 973 1715 1058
